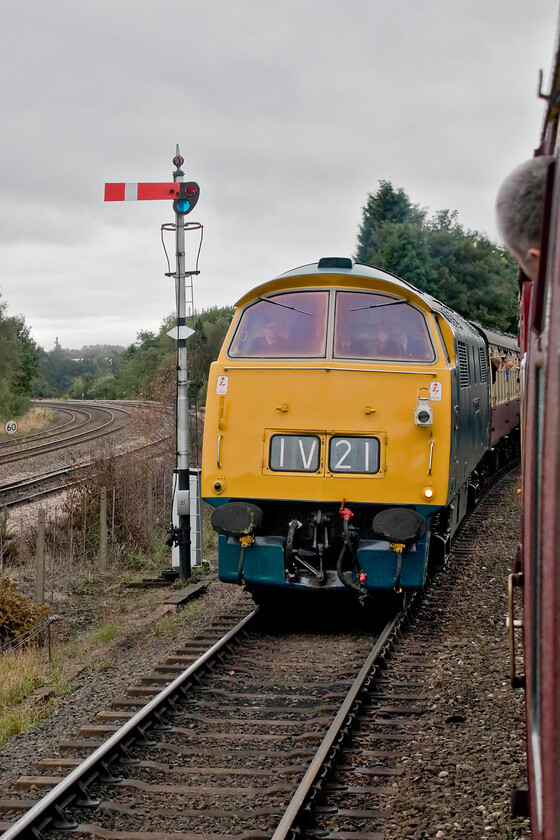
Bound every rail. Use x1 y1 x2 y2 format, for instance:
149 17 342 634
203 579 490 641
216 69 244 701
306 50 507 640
0 608 259 839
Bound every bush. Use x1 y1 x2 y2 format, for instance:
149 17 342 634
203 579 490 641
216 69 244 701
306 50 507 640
0 578 49 646
0 508 18 566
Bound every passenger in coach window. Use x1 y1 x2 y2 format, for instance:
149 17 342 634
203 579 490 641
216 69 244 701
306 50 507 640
496 154 553 281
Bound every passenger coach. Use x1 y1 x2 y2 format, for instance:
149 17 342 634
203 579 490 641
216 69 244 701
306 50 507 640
201 257 519 600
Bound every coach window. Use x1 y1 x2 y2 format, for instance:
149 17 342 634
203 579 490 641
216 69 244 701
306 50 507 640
334 291 435 361
229 291 329 358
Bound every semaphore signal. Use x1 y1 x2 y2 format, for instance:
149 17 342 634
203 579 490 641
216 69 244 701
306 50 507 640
104 148 201 580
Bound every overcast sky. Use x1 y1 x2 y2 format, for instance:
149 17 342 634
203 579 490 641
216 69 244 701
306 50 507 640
1 0 557 351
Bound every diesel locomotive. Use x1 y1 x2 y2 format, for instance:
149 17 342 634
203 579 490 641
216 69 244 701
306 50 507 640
201 257 520 601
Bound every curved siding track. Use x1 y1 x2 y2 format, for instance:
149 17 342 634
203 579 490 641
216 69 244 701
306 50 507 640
0 401 170 508
0 403 131 465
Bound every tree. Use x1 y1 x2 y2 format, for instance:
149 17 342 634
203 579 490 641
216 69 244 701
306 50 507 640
356 181 427 266
38 340 81 396
36 343 125 397
12 319 41 396
0 295 40 420
91 375 118 400
110 306 235 404
69 372 96 399
355 181 518 332
186 307 235 403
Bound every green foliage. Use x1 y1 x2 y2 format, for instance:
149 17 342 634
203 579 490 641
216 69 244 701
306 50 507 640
12 320 41 397
110 305 234 404
36 341 125 398
356 180 519 332
90 375 118 400
113 327 174 401
0 296 40 420
85 623 119 648
69 372 96 399
0 578 50 645
186 306 235 403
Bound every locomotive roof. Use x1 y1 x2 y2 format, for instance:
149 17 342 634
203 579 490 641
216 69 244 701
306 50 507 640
235 258 501 346
274 259 415 289
235 258 475 334
235 258 434 307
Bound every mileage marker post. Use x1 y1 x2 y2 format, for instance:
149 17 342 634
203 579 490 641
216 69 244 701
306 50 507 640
104 152 201 580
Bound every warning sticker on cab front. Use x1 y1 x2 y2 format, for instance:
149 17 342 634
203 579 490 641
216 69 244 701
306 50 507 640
216 375 228 395
430 381 442 401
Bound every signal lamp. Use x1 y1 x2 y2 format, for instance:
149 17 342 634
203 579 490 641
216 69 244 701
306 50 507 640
422 486 435 501
173 181 200 216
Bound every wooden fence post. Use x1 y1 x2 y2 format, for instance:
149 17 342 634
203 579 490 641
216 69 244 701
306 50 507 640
99 487 108 570
147 473 154 533
35 508 46 604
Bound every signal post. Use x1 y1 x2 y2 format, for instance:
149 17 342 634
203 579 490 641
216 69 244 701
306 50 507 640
170 151 199 580
105 148 200 580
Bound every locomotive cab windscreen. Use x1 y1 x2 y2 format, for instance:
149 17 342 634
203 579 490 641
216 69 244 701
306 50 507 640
228 288 436 362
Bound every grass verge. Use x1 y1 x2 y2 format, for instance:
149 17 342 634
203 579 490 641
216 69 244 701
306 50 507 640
0 648 71 746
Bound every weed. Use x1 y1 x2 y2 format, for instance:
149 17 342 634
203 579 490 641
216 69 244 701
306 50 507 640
85 623 119 649
187 562 211 582
0 648 73 746
0 649 44 706
0 407 56 438
0 705 51 745
202 502 218 554
152 613 176 638
122 549 156 572
149 535 172 568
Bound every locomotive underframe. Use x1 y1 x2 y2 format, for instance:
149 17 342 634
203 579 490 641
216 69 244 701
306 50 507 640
217 499 435 593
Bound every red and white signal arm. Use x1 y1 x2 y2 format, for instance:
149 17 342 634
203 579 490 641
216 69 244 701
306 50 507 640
104 183 182 201
4 420 18 435
104 181 200 215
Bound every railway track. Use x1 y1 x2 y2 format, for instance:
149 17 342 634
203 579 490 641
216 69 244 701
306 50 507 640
0 596 417 840
0 466 519 840
0 403 131 466
0 402 170 508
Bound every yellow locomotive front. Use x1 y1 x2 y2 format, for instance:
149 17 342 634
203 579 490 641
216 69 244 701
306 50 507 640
201 258 458 597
